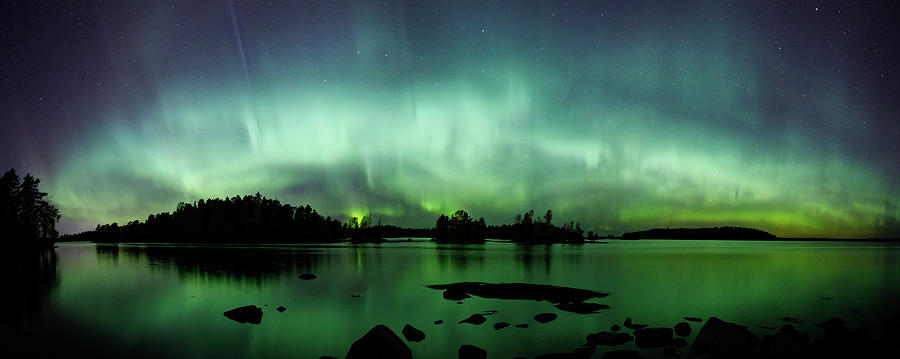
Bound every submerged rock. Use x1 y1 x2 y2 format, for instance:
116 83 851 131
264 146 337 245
634 327 673 348
459 314 487 325
624 317 648 330
428 282 608 303
535 313 558 323
444 290 471 301
601 350 643 359
586 331 633 346
674 322 692 337
459 344 487 359
556 302 610 314
299 273 317 280
223 305 263 324
687 317 759 359
494 321 510 330
346 325 412 359
401 324 425 342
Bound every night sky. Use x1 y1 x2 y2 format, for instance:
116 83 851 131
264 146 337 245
1 1 898 238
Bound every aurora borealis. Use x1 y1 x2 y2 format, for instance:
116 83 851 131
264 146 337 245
1 1 898 238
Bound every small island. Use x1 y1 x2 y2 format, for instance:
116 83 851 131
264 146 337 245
621 227 777 241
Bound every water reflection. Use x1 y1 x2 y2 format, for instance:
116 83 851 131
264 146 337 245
3 248 58 331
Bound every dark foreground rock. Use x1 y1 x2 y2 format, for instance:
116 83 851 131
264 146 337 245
601 350 643 359
459 314 487 325
634 327 673 348
428 282 608 303
535 312 558 323
223 305 263 324
586 331 633 346
346 325 412 359
687 317 759 359
674 322 691 337
444 289 471 301
809 317 873 358
556 302 610 314
299 273 317 280
402 324 425 342
459 344 487 359
757 324 808 358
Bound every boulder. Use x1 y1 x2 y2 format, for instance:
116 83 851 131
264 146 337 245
459 314 487 325
674 322 692 337
586 331 633 346
494 321 510 330
402 324 425 342
756 324 808 359
687 317 759 359
601 350 643 359
634 327 673 348
535 313 558 323
299 273 317 280
346 325 412 359
556 302 610 314
459 344 487 359
223 305 263 324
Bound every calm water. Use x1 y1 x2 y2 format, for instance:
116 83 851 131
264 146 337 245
8 240 900 358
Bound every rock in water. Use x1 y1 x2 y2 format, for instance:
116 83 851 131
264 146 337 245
535 313 558 323
674 322 692 337
276 306 286 313
223 305 263 324
459 314 487 325
757 324 808 359
610 324 621 331
459 344 487 359
586 331 633 346
687 317 759 359
494 321 510 330
556 302 610 314
299 273 317 280
634 327 673 348
444 289 471 301
346 325 412 359
434 320 443 325
515 323 529 328
401 324 425 342
684 317 703 323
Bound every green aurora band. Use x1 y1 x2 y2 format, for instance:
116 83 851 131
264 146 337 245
41 1 898 238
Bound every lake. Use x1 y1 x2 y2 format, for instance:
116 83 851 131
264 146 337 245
8 240 900 358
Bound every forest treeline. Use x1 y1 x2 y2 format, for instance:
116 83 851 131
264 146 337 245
1 169 60 248
67 193 593 244
621 227 776 240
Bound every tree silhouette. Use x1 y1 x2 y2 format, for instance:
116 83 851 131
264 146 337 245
0 169 60 245
433 209 486 243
